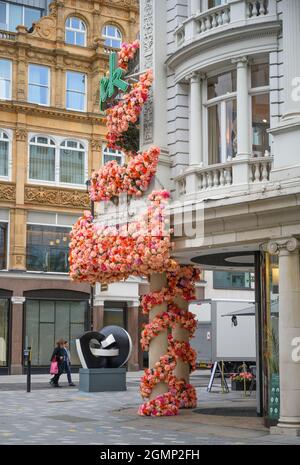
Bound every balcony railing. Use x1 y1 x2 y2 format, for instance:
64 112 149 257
175 0 277 47
0 29 17 40
175 153 273 197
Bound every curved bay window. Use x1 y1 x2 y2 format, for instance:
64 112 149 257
207 70 237 164
251 62 270 157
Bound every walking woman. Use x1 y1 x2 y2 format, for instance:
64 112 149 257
50 339 65 387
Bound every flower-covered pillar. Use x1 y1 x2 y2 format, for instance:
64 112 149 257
149 273 169 399
172 294 190 385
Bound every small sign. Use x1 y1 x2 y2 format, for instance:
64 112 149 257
101 284 109 292
11 296 25 304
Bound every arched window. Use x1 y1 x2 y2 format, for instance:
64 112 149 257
102 25 122 48
65 17 87 46
0 130 9 178
29 136 55 182
60 140 85 185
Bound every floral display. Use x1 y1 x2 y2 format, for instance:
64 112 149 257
70 41 201 418
139 266 200 416
231 372 254 382
106 70 153 151
89 146 160 201
69 191 178 285
118 40 140 70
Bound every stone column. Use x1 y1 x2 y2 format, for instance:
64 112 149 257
149 273 168 400
268 238 300 435
190 0 201 15
172 295 190 384
282 0 300 120
10 298 25 375
189 72 202 166
233 56 250 159
127 303 140 371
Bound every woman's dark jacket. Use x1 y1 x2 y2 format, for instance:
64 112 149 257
50 347 64 365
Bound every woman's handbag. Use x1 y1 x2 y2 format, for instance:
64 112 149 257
50 360 58 375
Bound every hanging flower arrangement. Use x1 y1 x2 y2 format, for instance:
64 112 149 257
89 146 160 201
118 40 140 70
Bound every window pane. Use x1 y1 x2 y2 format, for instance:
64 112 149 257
9 4 22 31
104 309 125 327
0 140 8 176
39 323 54 365
25 300 39 366
26 225 71 273
24 7 41 29
76 31 85 46
66 72 85 92
0 3 6 27
0 60 11 80
226 99 237 159
66 90 85 111
29 65 49 86
29 144 55 181
252 94 270 156
213 271 252 289
0 222 8 269
55 301 70 344
60 147 85 184
251 63 269 88
65 30 75 45
208 105 221 164
40 301 55 323
208 0 227 7
208 70 236 99
28 84 49 105
70 301 86 323
0 299 8 366
112 39 121 48
71 17 80 29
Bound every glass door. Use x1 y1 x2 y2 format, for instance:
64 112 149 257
0 298 9 367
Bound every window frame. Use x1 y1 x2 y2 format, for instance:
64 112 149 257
66 70 87 112
102 144 124 165
28 64 50 107
204 68 237 165
28 134 88 189
0 128 12 181
1 2 42 32
65 16 87 47
102 24 122 49
0 58 12 101
0 210 9 271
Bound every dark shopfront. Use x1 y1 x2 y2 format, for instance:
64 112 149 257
0 274 91 374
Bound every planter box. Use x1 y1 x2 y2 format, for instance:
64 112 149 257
79 367 126 393
231 380 256 391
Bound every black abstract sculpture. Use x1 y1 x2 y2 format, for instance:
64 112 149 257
76 326 132 369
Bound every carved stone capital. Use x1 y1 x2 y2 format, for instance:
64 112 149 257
268 237 300 255
185 71 206 83
15 128 27 142
91 139 102 151
231 56 248 67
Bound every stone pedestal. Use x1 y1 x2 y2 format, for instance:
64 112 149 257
79 368 126 393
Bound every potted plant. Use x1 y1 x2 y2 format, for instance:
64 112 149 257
231 372 256 391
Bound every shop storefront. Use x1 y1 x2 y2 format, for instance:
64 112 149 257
24 290 90 372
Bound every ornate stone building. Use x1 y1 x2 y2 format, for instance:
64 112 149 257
0 0 139 374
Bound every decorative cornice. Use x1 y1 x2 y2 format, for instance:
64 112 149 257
25 185 89 209
0 101 106 124
268 237 300 254
0 183 16 201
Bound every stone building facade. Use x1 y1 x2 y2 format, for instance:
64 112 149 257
0 0 139 374
139 0 300 434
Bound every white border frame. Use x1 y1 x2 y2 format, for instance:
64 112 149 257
65 70 87 113
0 128 12 182
65 16 87 47
0 58 12 101
28 63 50 107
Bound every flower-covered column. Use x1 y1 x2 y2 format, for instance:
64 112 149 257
172 294 190 386
149 272 169 400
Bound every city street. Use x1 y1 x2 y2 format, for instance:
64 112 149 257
0 371 299 445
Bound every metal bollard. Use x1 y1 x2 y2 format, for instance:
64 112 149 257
24 347 32 393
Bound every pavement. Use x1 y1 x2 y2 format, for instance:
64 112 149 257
0 370 299 445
